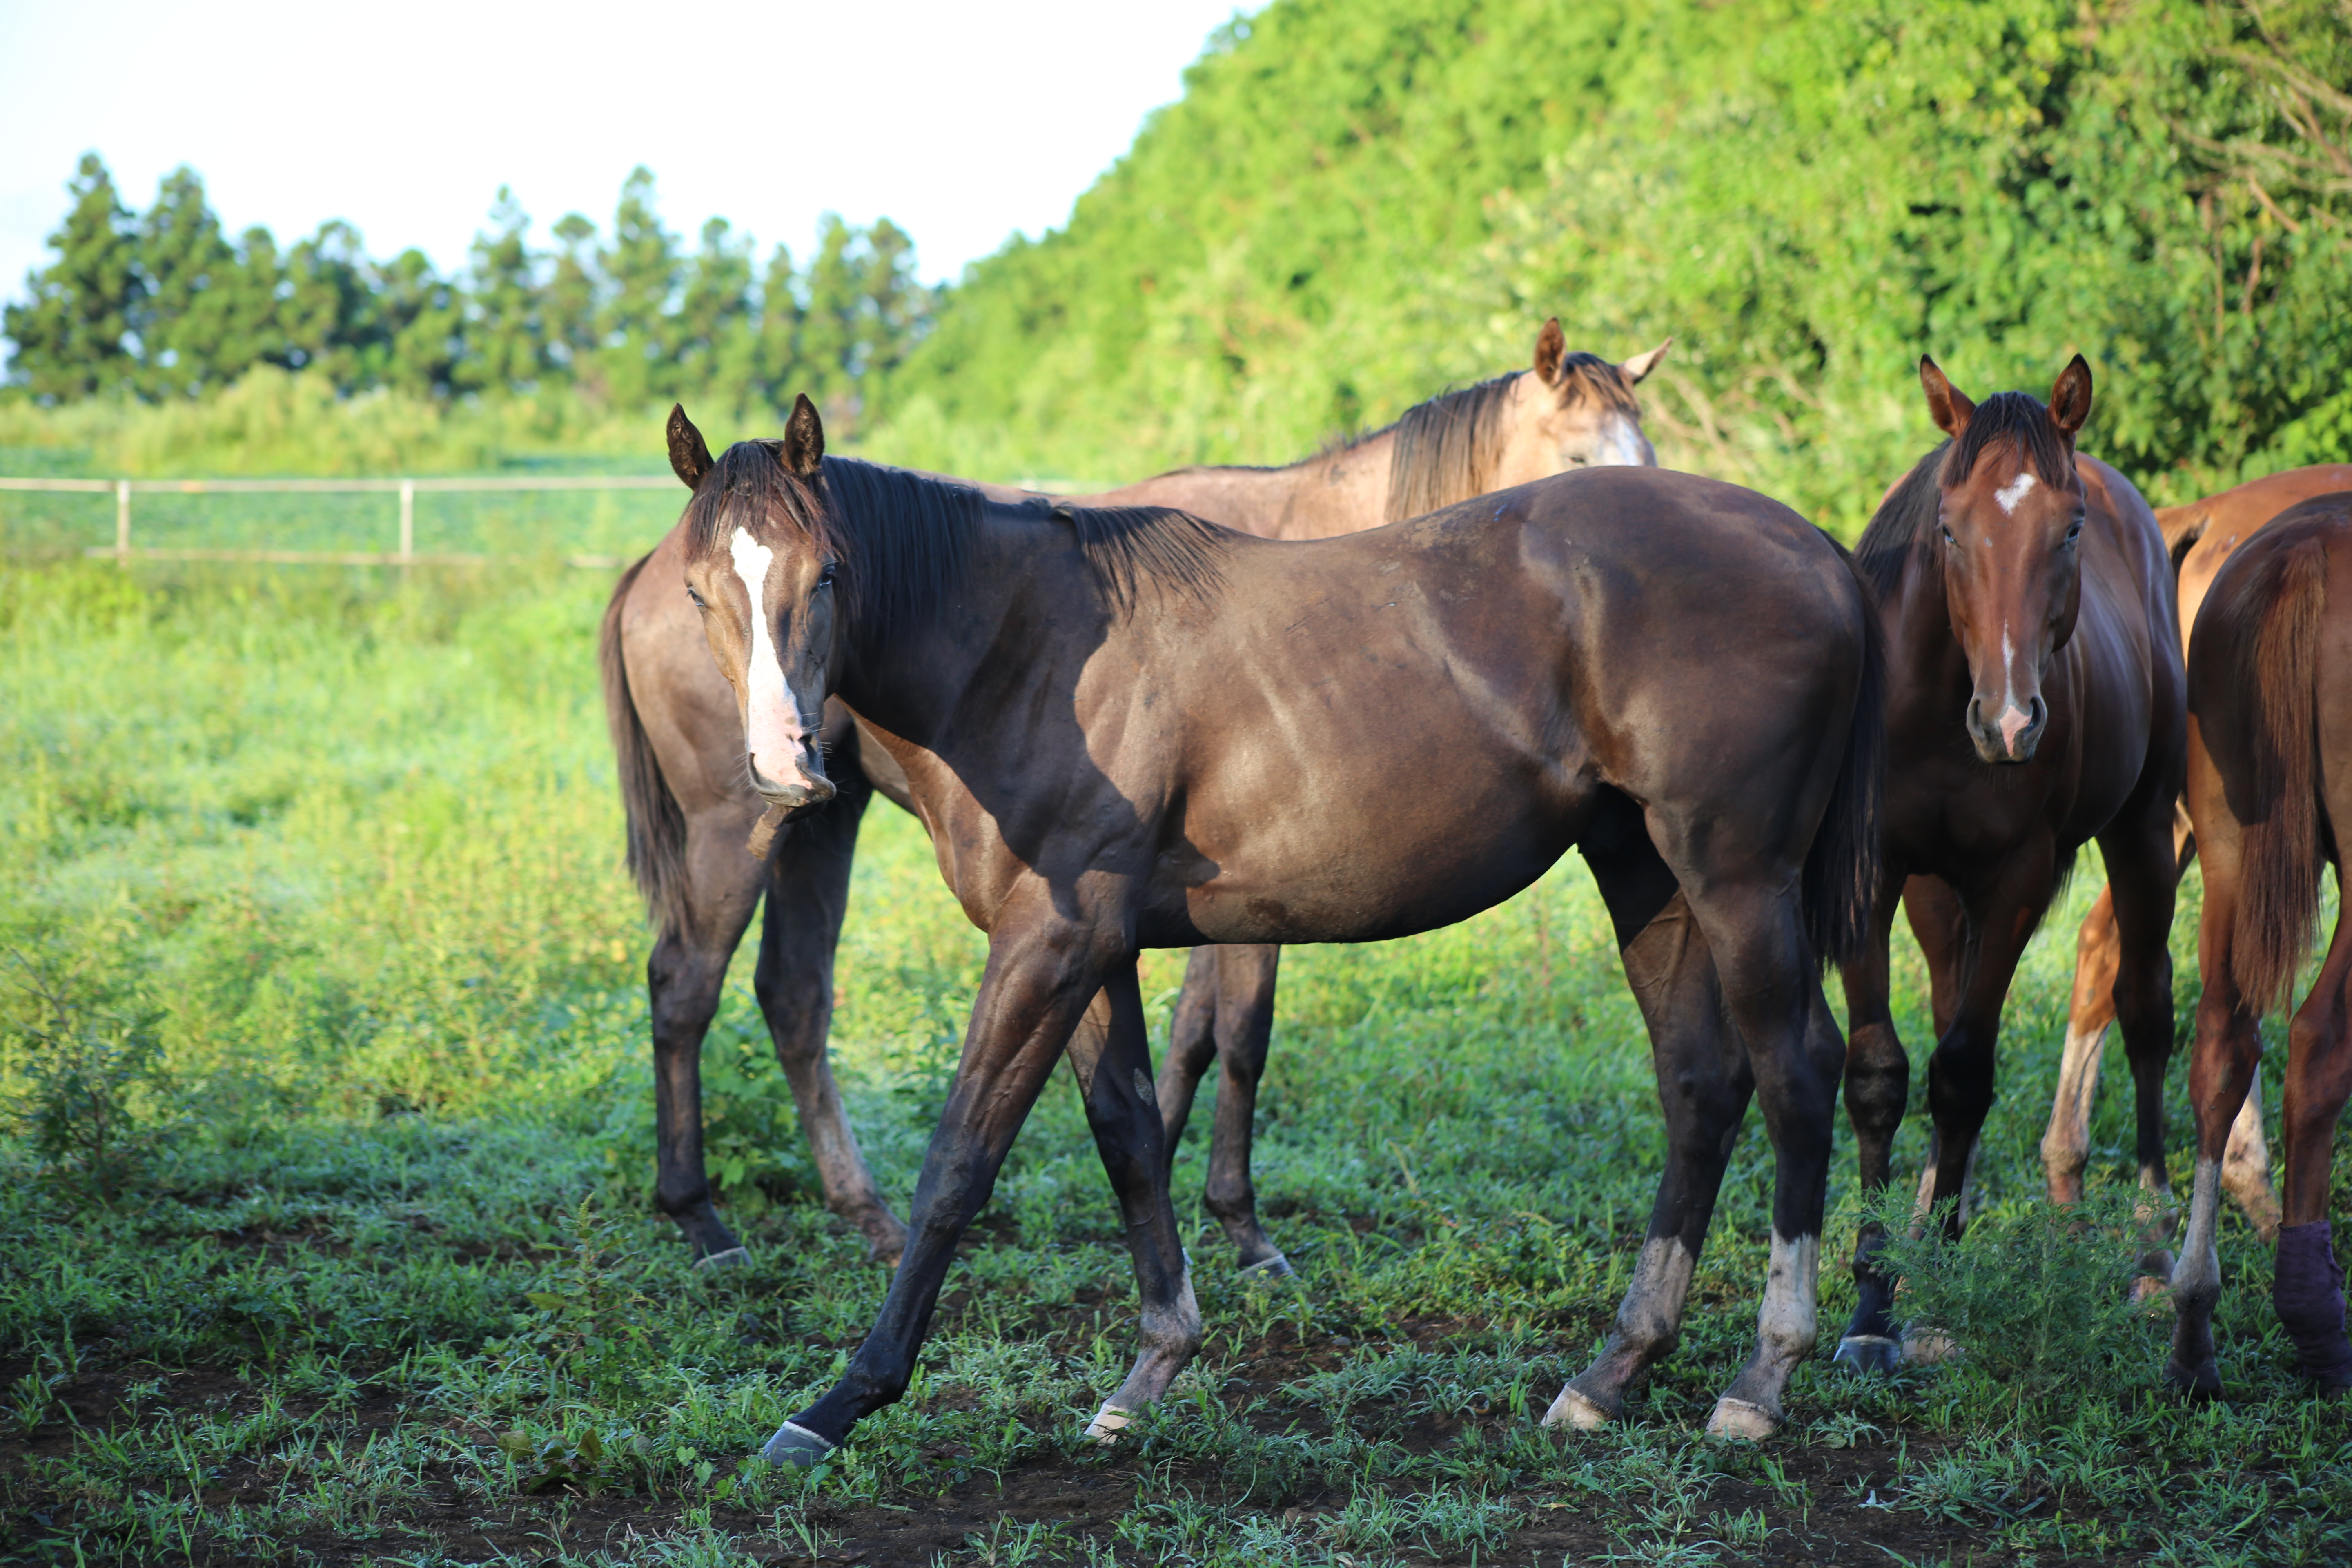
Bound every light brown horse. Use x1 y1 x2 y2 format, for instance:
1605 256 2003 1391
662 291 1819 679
601 321 1669 1269
2166 491 2352 1396
653 400 1883 1461
1833 356 2186 1370
2042 465 2352 1239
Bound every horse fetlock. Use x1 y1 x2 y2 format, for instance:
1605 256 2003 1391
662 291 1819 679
1832 1335 1902 1375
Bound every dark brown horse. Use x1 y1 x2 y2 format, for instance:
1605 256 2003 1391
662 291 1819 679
654 397 1882 1462
1833 356 2186 1371
600 321 1670 1271
2043 465 2352 1238
2167 491 2352 1397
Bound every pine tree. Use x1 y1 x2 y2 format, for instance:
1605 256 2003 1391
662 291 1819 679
281 220 383 392
749 243 804 416
596 168 679 408
544 213 602 392
134 166 238 398
799 214 862 431
3 154 144 400
857 217 930 418
377 249 464 398
466 187 544 394
675 216 753 407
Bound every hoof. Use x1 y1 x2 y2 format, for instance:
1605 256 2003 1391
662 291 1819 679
1705 1397 1779 1441
1237 1251 1295 1283
693 1245 752 1273
1082 1402 1134 1445
2162 1357 2221 1400
1541 1385 1619 1431
758 1420 835 1468
1901 1329 1963 1366
1832 1335 1902 1375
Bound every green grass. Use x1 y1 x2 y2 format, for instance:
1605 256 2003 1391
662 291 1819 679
2 558 2348 1566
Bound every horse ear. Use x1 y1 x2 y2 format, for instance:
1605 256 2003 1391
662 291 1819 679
667 404 713 490
1532 317 1566 385
1919 356 1976 439
782 393 825 478
2048 354 2093 438
1619 338 1672 385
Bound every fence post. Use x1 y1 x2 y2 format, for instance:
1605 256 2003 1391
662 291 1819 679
115 480 130 565
398 479 415 564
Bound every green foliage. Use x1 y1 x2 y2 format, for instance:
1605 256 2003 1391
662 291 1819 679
492 1192 657 1407
1869 1186 2164 1402
0 943 175 1201
3 162 932 433
878 0 2352 517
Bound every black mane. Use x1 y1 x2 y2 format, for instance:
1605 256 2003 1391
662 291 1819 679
686 445 1226 636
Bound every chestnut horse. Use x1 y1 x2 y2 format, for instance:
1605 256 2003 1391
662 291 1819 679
2042 466 2352 1237
601 321 1669 1269
655 398 1882 1461
2167 491 2352 1396
1833 356 2186 1371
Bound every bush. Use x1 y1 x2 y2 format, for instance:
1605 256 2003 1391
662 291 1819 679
0 948 176 1201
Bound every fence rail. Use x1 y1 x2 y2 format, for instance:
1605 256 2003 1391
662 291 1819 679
0 474 680 567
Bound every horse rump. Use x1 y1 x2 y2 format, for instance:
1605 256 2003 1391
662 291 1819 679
1799 553 1888 970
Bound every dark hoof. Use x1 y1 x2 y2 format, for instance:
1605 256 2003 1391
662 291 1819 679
759 1420 835 1468
2163 1358 2221 1400
1238 1251 1295 1283
1833 1335 1902 1375
693 1246 751 1273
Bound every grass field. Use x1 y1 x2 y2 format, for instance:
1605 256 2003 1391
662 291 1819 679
1 558 2348 1567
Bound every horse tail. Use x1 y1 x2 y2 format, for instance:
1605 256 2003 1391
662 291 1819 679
2225 534 2331 1013
2156 500 2211 575
601 554 689 932
1801 551 1888 969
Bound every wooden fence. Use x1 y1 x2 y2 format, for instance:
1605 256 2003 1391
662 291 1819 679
0 474 681 567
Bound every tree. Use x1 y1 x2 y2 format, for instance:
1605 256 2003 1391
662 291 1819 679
748 243 804 416
596 167 679 408
544 212 602 391
377 249 465 399
4 154 143 400
133 166 240 398
799 214 862 430
281 220 383 393
675 216 754 407
465 187 544 394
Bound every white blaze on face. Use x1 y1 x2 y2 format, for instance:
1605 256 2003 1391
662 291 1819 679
1996 626 2033 753
729 525 805 785
1994 470 2037 514
1588 414 1655 468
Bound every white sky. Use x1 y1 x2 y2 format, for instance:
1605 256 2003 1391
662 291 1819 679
0 0 1251 310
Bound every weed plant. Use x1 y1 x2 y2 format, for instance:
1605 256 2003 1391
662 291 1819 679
0 558 2346 1565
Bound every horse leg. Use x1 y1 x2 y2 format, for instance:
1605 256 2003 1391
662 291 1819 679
2101 794 2186 1289
1919 844 2058 1242
2166 806 2264 1396
1833 876 1909 1372
649 812 767 1264
2221 1066 2280 1242
752 754 908 1265
2274 893 2352 1388
1195 944 1287 1275
1900 877 1980 1220
2042 882 2121 1205
1156 947 1221 1174
1674 873 1844 1439
759 896 1113 1463
1548 835 1752 1427
1067 958 1204 1440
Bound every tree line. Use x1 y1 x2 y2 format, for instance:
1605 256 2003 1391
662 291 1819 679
2 158 932 434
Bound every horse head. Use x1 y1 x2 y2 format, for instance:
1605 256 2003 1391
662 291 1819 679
1497 317 1670 482
669 396 842 815
1919 353 2094 765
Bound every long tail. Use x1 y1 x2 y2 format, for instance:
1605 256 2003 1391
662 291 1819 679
2223 535 2330 1013
2156 500 2212 574
1801 552 1888 969
600 554 690 933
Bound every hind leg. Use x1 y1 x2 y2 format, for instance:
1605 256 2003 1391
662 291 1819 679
650 808 768 1263
2274 889 2352 1387
1156 948 1222 1171
1550 800 1754 1426
2102 795 2187 1287
2167 792 2267 1394
2044 882 2122 1205
1198 945 1287 1274
1834 874 1909 1370
752 753 907 1264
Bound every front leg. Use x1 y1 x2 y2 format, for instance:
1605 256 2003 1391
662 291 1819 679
1068 959 1204 1441
1833 877 1908 1371
760 895 1114 1463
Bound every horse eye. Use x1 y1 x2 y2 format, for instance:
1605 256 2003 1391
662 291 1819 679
2066 517 2084 544
1940 525 1957 546
817 561 838 588
685 585 707 610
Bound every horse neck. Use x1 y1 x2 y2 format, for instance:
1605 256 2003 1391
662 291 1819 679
1879 534 1975 725
1082 434 1396 542
833 499 1098 748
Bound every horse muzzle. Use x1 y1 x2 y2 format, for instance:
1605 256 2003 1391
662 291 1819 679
749 747 837 813
1966 692 2046 765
